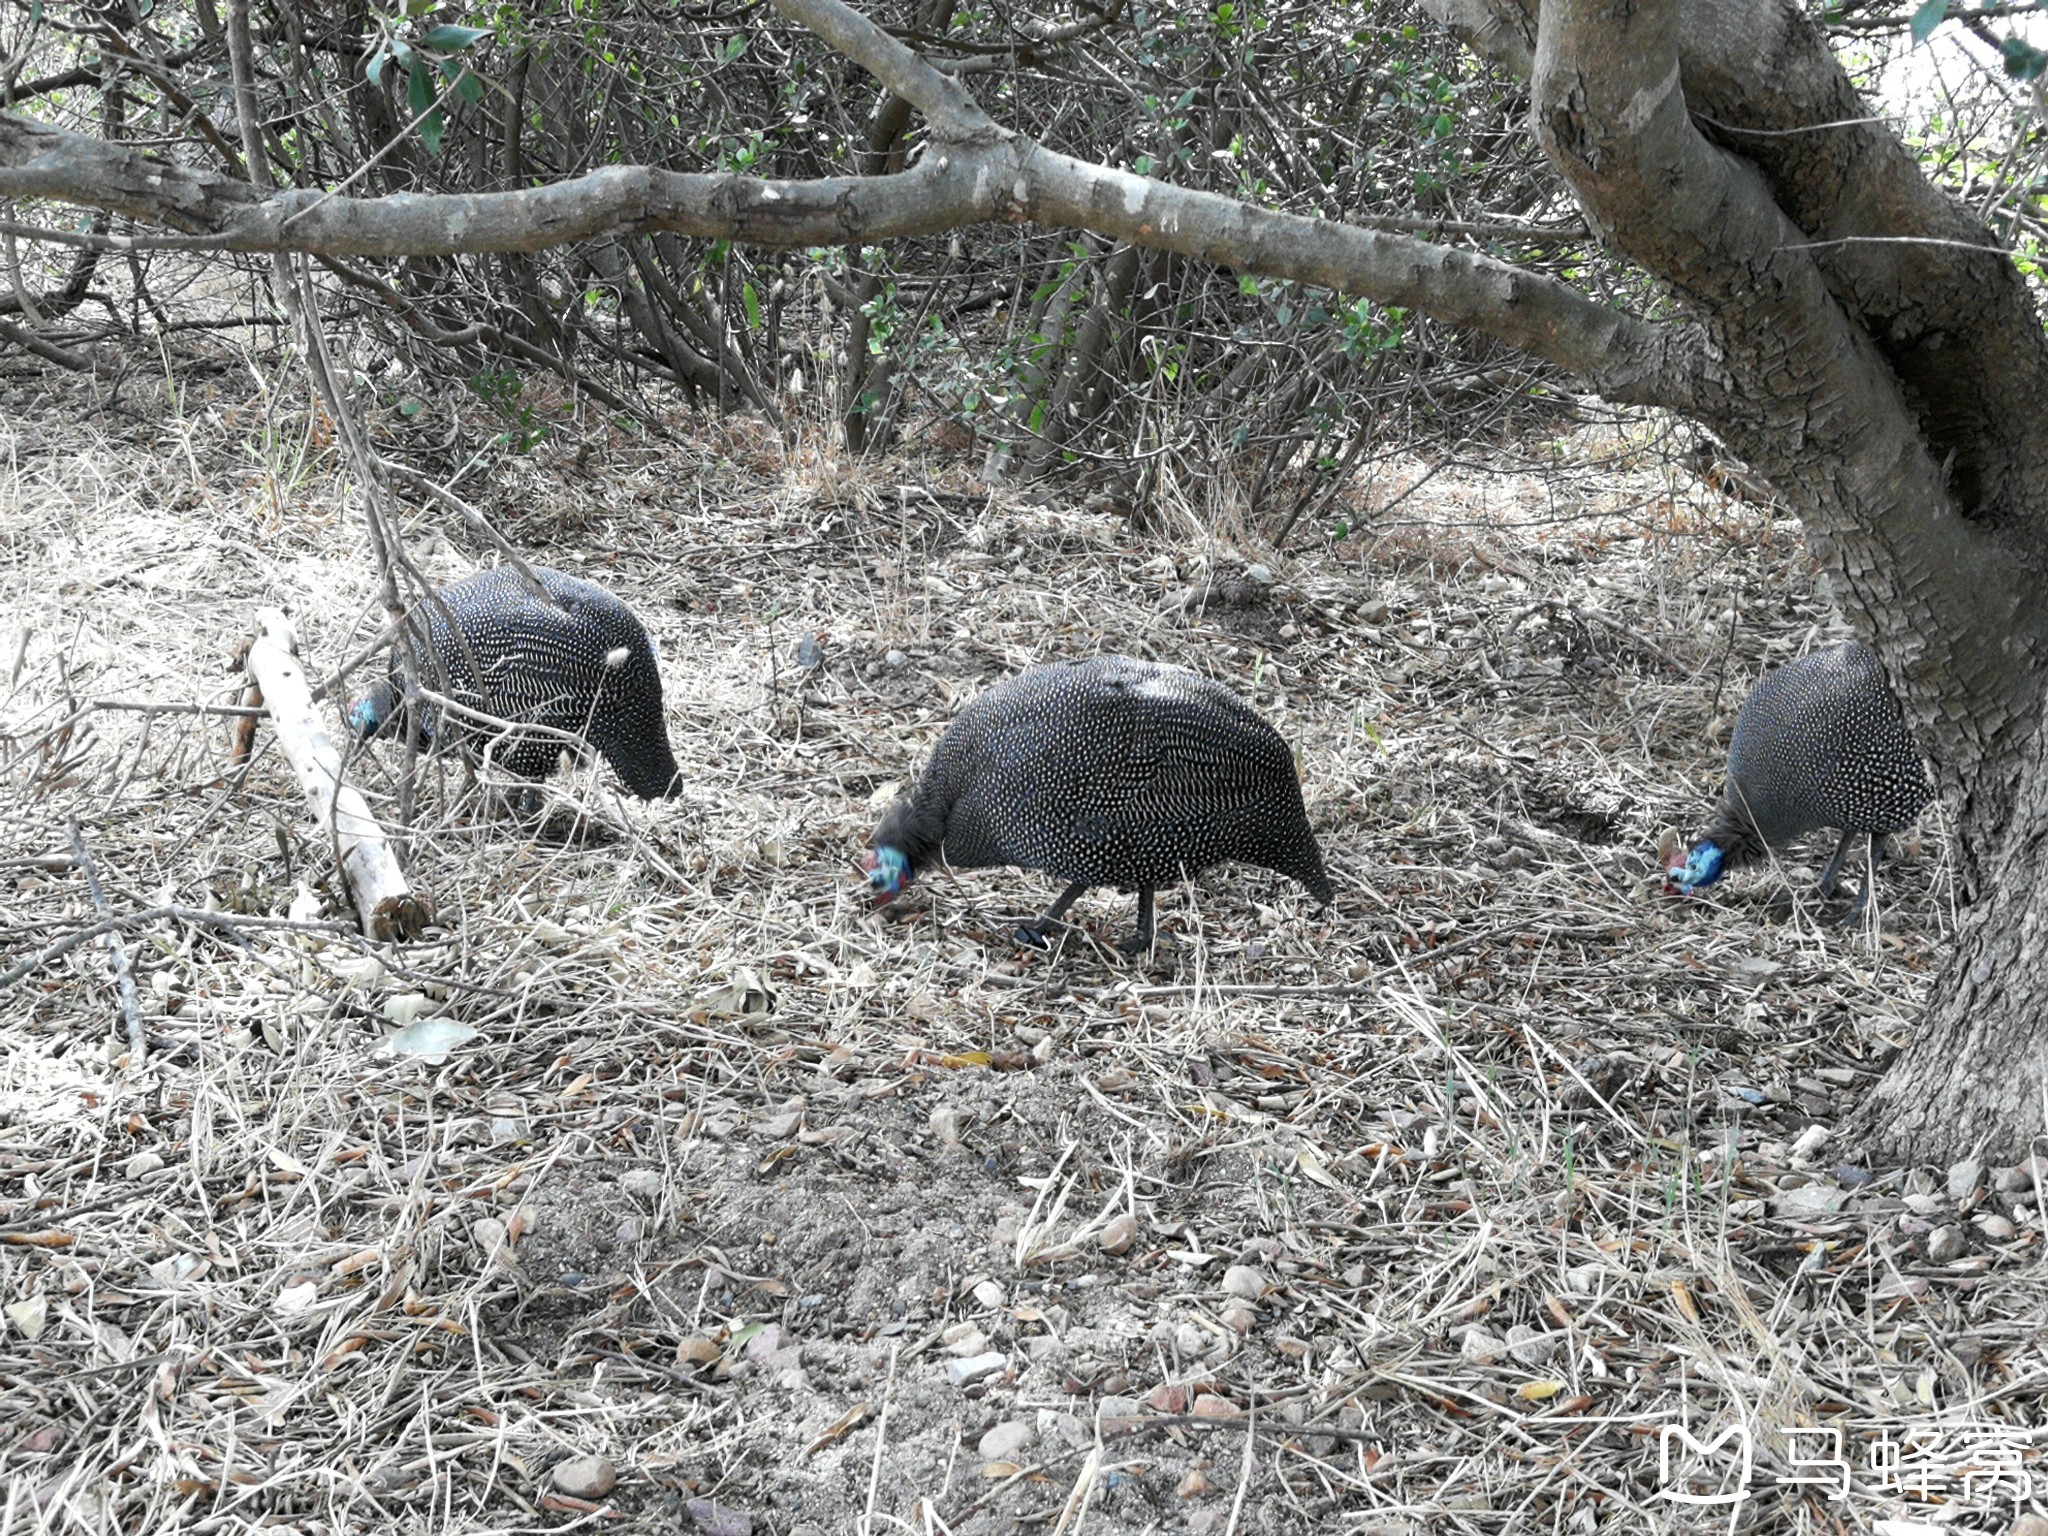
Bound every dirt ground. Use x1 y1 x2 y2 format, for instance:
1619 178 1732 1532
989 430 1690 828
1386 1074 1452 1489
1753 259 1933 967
4 351 2044 1536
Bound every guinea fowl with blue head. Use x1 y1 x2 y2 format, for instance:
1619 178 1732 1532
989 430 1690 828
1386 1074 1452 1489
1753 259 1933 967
1665 641 1931 914
349 564 684 800
863 655 1333 951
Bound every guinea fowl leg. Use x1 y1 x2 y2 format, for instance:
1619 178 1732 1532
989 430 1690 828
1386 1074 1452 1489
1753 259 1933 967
1119 887 1157 956
1015 880 1089 948
1817 829 1858 901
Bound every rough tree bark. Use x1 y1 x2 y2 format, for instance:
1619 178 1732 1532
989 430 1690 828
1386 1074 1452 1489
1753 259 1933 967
2 0 2043 1160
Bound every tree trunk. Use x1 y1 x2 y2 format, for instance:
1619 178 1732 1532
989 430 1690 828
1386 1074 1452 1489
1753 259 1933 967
1852 732 2048 1162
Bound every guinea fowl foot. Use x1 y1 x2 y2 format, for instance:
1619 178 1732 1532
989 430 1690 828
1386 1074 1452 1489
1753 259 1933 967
1014 923 1053 949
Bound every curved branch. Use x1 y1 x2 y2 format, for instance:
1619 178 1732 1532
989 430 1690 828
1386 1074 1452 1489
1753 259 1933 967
0 106 1694 411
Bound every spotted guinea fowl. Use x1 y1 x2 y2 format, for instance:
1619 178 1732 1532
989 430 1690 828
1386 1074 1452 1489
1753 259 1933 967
348 564 683 800
863 655 1332 951
1665 641 1931 913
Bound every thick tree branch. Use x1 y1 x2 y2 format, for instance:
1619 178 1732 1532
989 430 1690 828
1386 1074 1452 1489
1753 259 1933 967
0 106 1692 410
1533 0 2045 808
1429 0 2048 539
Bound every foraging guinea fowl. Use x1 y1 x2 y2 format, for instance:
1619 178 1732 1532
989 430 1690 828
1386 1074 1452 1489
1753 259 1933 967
1665 641 1931 912
863 655 1332 950
348 564 683 800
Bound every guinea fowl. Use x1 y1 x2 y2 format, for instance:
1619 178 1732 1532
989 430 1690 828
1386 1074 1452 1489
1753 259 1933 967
349 564 683 800
863 655 1332 951
1665 641 1931 913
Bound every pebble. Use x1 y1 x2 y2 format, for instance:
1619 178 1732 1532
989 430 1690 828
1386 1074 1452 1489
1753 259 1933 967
124 1151 165 1180
1902 1193 1944 1217
1098 1214 1140 1255
1979 1214 2017 1241
885 649 908 670
2009 1515 2048 1536
1148 1383 1189 1413
1926 1225 1967 1262
1190 1393 1240 1419
620 1169 664 1204
1220 1264 1267 1301
1947 1157 1984 1203
928 1106 967 1144
552 1455 616 1499
946 1352 1006 1387
1177 1468 1214 1498
1221 1305 1256 1335
472 1217 510 1263
743 1324 788 1363
1506 1325 1562 1367
978 1419 1036 1461
944 1325 989 1357
1174 1322 1210 1358
1099 1394 1141 1418
971 1280 1005 1310
1460 1328 1507 1366
1037 1409 1089 1446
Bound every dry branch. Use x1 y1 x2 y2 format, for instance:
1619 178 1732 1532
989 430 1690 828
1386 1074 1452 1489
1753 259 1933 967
242 606 432 941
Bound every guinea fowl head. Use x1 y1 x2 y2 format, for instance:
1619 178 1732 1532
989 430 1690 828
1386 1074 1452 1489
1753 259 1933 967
862 845 913 905
347 681 400 739
1664 839 1727 895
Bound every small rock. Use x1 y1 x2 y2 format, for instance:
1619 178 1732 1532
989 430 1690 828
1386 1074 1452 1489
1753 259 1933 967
743 1324 788 1363
1221 1305 1256 1335
1147 1383 1189 1414
1220 1264 1267 1301
1175 1321 1213 1358
1190 1393 1240 1419
1037 1409 1089 1446
1098 1214 1139 1255
1460 1328 1507 1366
472 1217 510 1263
620 1169 664 1204
1788 1124 1829 1163
944 1326 990 1357
552 1455 616 1500
686 1498 754 1536
1979 1214 2017 1241
1506 1325 1561 1368
124 1151 165 1180
1925 1225 1968 1262
1359 599 1391 625
885 649 909 671
978 1419 1036 1461
929 1105 967 1144
1243 563 1274 586
1834 1163 1873 1188
1098 1394 1142 1419
971 1280 1005 1310
1177 1468 1215 1499
946 1351 1006 1387
1947 1157 1985 1203
797 635 824 669
1902 1193 1944 1217
1773 1184 1850 1219
2008 1514 2048 1536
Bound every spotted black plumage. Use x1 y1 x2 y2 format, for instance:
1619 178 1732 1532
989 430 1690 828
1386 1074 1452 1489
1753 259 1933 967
1667 641 1931 911
349 565 682 800
864 655 1332 950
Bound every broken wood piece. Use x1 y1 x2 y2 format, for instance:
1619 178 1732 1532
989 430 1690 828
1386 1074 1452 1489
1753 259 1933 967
242 606 432 941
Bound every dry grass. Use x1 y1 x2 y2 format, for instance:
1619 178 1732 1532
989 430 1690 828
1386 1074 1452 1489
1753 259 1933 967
2 347 2044 1536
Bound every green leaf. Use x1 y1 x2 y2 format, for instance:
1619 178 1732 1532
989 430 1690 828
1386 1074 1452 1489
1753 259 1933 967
442 59 484 104
2002 35 2048 79
723 33 748 62
408 59 434 122
742 281 761 330
1909 0 1946 42
420 107 445 155
420 23 492 52
366 47 391 87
